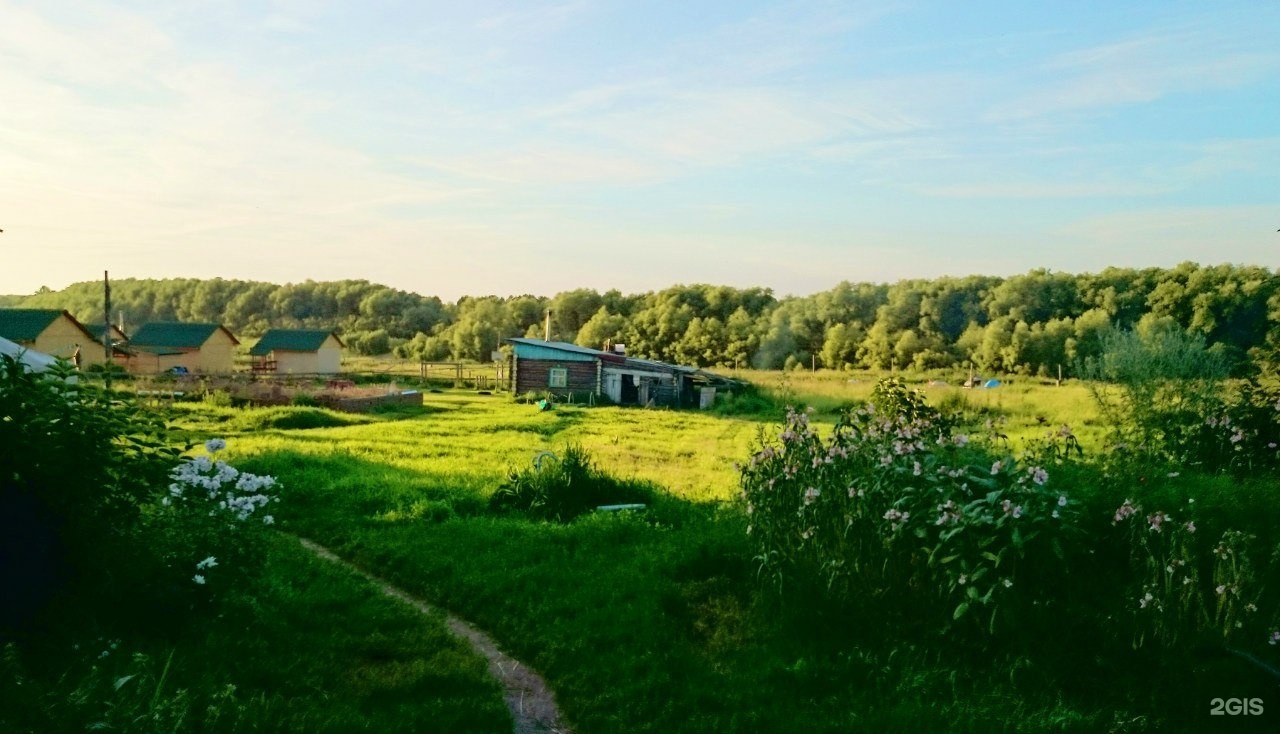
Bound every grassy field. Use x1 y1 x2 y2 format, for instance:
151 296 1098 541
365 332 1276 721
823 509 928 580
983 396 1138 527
141 375 1269 733
3 532 510 733
11 372 1277 733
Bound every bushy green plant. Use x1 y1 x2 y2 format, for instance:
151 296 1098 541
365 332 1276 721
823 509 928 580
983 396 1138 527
0 356 177 628
739 379 1081 635
870 375 945 427
0 643 245 733
1182 378 1280 475
489 444 651 521
144 439 281 600
201 389 233 408
230 406 364 431
1086 327 1279 477
290 392 320 407
709 382 782 417
1083 327 1230 466
1113 495 1278 652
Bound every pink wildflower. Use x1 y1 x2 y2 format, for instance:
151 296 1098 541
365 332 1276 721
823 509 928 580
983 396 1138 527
1114 499 1138 523
1147 511 1168 532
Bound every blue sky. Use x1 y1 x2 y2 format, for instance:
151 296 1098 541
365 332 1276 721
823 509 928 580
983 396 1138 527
2 0 1277 300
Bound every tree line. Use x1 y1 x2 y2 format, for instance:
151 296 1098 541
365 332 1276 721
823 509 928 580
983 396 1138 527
6 263 1278 376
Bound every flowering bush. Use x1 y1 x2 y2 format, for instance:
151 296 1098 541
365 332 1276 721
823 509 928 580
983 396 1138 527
1180 379 1280 476
145 439 280 597
739 378 1079 634
1114 494 1277 650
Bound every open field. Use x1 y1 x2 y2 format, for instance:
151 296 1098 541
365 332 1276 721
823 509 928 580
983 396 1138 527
7 370 1279 733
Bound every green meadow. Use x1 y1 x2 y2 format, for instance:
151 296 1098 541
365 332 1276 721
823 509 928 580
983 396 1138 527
6 372 1279 733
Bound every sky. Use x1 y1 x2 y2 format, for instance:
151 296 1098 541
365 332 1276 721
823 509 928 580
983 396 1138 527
1 0 1277 301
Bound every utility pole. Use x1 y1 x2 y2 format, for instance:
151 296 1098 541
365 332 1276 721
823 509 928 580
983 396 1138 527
103 271 113 389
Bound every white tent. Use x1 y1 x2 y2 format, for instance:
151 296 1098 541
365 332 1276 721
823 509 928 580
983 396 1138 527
0 336 61 373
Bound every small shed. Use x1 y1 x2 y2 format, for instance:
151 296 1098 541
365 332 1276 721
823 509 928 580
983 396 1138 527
127 322 239 374
507 338 619 402
506 338 738 407
250 329 344 374
0 309 105 368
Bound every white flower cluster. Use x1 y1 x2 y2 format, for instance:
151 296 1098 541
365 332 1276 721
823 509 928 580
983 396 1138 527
165 440 280 524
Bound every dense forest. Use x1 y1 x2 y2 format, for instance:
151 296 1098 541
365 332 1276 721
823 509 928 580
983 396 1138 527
5 262 1278 376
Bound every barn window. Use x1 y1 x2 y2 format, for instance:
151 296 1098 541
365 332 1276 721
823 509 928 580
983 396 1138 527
548 367 568 388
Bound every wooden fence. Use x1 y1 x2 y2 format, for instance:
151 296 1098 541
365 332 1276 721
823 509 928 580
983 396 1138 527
419 361 506 390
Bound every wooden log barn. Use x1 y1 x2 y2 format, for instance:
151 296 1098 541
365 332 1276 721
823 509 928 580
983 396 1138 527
505 337 737 408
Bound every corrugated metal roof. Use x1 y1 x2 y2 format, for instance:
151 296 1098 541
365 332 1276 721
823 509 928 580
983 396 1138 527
250 328 342 356
506 337 609 358
505 337 738 385
624 357 698 374
131 322 239 348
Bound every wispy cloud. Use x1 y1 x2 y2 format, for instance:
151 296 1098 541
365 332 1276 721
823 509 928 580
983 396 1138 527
919 180 1174 200
989 28 1280 120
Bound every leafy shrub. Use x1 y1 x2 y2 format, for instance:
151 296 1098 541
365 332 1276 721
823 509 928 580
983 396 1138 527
870 376 945 428
83 361 130 380
0 356 177 628
290 392 320 407
230 406 366 431
710 382 782 417
1181 378 1280 476
1085 327 1279 477
489 444 653 521
739 378 1080 635
202 389 234 408
1083 327 1229 466
1110 493 1280 652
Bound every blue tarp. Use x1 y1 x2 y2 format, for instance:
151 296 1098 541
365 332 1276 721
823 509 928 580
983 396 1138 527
984 379 1002 388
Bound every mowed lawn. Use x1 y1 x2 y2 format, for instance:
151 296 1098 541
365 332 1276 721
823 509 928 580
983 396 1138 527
156 384 1227 734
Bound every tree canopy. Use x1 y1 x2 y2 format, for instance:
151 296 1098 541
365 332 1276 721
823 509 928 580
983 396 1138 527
7 263 1277 373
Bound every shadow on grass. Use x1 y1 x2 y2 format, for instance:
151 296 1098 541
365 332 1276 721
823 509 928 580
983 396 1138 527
231 446 1280 733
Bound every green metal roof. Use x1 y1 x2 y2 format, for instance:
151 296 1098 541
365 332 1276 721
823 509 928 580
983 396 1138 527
85 323 126 341
129 344 186 356
0 309 64 342
250 329 342 356
130 322 238 349
0 308 99 344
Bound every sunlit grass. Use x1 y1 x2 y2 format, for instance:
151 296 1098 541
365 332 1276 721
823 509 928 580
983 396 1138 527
148 376 1277 734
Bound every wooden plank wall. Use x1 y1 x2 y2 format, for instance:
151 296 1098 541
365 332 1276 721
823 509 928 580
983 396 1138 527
515 359 598 396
